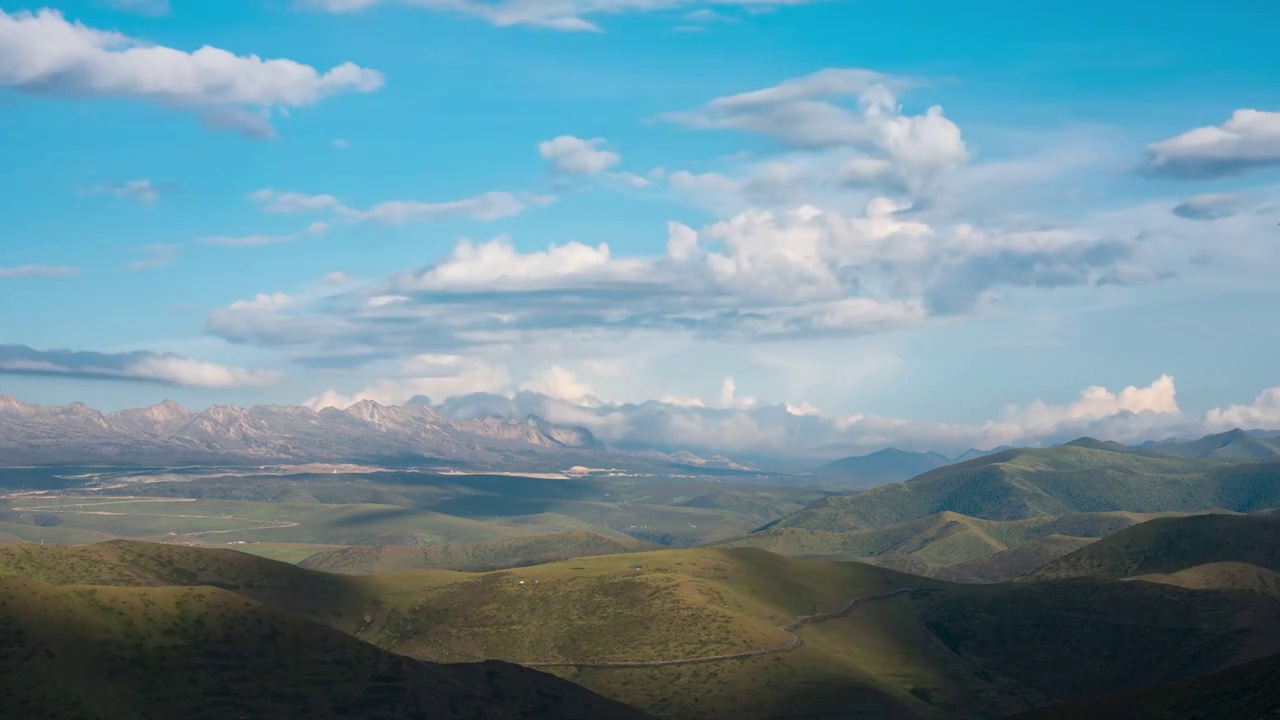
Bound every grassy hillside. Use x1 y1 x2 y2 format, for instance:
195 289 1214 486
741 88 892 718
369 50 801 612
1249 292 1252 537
928 536 1098 584
723 511 1167 583
767 445 1280 532
298 529 659 573
0 575 649 720
8 538 1280 720
1023 514 1280 581
1005 651 1280 720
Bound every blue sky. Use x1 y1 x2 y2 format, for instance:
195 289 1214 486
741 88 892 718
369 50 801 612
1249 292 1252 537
2 0 1279 456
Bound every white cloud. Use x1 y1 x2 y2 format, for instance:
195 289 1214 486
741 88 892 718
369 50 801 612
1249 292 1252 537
86 179 160 204
660 68 967 195
353 192 531 223
400 235 647 291
229 293 296 312
332 138 350 148
198 234 297 247
125 243 177 270
296 0 818 32
248 188 542 224
0 8 383 137
0 264 77 279
306 221 330 236
519 365 599 405
206 197 1135 363
1147 109 1280 178
401 373 1218 458
983 375 1181 441
0 343 280 388
250 189 344 213
1171 193 1241 221
1204 388 1280 431
304 354 511 409
539 135 621 176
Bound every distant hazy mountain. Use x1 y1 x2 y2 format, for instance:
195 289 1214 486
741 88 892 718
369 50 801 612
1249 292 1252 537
0 395 628 470
770 440 1280 533
1135 428 1280 461
952 445 1014 463
808 447 951 486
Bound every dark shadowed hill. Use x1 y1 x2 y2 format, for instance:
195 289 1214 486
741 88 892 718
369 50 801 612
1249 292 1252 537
298 529 659 573
0 575 650 720
1022 514 1280 583
808 448 951 486
767 445 1280 532
1003 651 1280 720
919 578 1280 708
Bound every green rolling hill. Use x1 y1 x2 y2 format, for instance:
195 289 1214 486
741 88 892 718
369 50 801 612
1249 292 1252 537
1022 513 1280 584
0 574 650 720
722 510 1181 583
6 538 1280 720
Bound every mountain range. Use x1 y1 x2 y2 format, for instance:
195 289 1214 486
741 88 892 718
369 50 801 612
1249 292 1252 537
0 395 713 472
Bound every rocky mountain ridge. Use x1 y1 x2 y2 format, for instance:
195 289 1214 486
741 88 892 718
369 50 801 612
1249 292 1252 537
0 394 615 469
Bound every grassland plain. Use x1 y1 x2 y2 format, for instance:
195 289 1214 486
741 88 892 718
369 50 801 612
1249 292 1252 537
0 575 652 720
0 469 833 550
298 529 660 573
1005 651 1280 720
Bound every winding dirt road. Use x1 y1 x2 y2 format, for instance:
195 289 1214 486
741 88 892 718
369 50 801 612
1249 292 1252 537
523 587 919 669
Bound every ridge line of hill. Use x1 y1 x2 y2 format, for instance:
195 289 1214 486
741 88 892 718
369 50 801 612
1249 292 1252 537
523 587 923 669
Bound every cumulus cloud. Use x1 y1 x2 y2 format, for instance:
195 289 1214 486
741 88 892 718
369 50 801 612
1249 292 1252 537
0 264 77 279
304 353 511 409
1146 109 1280 178
659 68 966 195
519 365 600 405
539 135 621 176
0 344 280 388
1204 388 1280 431
0 8 383 138
296 0 818 32
206 198 1136 363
